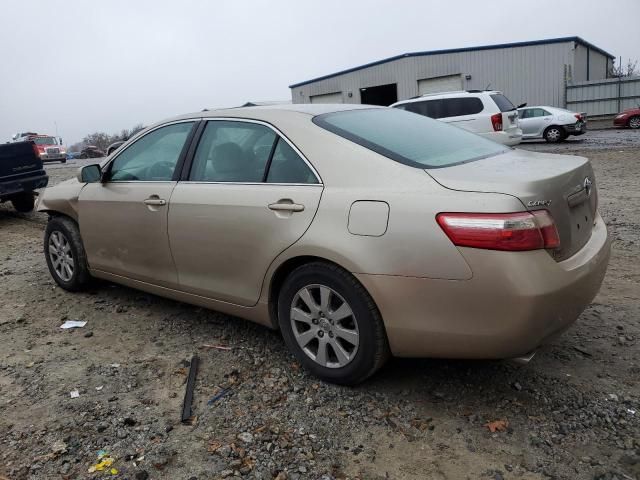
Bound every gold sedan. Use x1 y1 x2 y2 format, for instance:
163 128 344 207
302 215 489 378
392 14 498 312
38 105 610 384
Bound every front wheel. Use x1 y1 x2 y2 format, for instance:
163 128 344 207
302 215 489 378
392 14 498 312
44 216 92 291
11 192 35 212
278 262 389 385
629 116 640 129
544 126 565 143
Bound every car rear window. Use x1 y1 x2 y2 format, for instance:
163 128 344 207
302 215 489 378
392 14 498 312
490 94 516 112
313 108 507 169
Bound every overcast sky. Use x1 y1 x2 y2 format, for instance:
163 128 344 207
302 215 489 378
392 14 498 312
1 0 638 145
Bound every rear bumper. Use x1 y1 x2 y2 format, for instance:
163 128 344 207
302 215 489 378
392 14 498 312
481 130 523 146
0 172 49 199
356 213 610 359
565 122 587 135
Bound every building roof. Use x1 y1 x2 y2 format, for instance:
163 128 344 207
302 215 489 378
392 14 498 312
289 36 615 88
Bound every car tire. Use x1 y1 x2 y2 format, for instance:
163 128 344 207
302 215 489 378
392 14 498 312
544 126 565 143
61 158 67 164
628 116 640 129
11 192 35 213
277 261 389 385
44 216 92 291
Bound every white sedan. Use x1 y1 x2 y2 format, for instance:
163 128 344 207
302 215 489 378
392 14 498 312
518 106 587 143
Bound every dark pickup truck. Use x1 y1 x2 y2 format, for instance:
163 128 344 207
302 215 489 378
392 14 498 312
0 141 49 212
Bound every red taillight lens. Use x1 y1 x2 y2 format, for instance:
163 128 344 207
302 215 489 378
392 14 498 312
490 113 503 131
436 211 560 251
31 142 41 157
574 114 583 121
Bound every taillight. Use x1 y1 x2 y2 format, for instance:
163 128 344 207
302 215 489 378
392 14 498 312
574 114 583 121
436 211 560 251
31 142 41 158
490 113 503 131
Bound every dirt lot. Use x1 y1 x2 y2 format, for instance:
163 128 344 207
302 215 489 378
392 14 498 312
1 130 639 480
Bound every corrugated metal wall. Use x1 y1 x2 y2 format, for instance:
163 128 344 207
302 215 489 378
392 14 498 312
567 76 640 116
291 41 612 109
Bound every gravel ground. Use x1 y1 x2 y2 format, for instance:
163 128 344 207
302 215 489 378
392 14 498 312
0 129 638 480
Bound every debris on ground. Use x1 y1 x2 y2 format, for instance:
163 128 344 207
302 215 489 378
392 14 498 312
59 320 87 329
181 355 199 424
484 419 509 433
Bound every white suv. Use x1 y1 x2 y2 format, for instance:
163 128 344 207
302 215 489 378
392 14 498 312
391 90 523 146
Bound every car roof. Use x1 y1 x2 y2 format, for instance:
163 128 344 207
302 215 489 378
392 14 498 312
144 104 380 131
392 90 503 106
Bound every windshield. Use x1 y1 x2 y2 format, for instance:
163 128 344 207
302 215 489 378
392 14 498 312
32 137 57 145
312 108 508 168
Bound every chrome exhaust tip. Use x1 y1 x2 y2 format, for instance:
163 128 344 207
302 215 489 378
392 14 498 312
509 350 536 365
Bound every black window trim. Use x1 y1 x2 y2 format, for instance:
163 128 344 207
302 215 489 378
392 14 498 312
180 117 323 185
103 119 200 183
312 109 508 170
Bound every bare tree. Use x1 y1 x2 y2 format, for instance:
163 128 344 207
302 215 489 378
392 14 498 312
609 58 638 78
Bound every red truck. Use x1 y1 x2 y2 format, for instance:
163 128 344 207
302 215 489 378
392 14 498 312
12 132 67 163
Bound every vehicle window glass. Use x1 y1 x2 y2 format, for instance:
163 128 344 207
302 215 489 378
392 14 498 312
189 121 276 182
490 94 516 112
540 109 551 116
33 137 57 145
314 108 507 169
401 99 445 119
266 138 317 184
519 109 531 119
441 98 484 117
110 122 194 181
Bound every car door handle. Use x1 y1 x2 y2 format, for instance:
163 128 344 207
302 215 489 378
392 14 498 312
268 201 305 212
144 197 166 206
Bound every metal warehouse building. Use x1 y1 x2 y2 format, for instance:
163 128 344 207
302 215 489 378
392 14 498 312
289 37 614 109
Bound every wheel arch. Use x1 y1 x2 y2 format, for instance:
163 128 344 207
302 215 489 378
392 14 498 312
266 255 377 330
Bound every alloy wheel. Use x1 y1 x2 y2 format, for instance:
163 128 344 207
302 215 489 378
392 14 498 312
546 127 561 141
48 231 75 282
290 284 359 369
629 117 640 129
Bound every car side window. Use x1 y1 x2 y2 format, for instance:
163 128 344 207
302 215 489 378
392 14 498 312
189 121 276 182
266 138 317 184
540 109 551 116
110 122 194 181
519 109 531 119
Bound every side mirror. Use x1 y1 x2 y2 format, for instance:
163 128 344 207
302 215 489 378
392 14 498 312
59 137 63 145
517 103 527 109
77 164 102 183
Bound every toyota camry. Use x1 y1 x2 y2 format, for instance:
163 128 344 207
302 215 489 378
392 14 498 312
38 105 610 385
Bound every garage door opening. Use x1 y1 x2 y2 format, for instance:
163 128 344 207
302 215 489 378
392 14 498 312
360 83 397 106
310 92 343 104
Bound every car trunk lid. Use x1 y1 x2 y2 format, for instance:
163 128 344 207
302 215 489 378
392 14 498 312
426 149 598 261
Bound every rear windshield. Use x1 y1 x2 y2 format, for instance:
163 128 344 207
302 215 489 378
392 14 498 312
32 137 57 145
312 108 507 169
490 94 516 112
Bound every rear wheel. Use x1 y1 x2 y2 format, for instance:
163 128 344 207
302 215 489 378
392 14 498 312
544 126 565 143
44 216 92 291
629 116 640 129
11 192 35 212
60 158 67 163
277 262 389 385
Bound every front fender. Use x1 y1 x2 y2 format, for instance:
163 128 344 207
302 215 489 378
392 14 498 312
37 177 85 222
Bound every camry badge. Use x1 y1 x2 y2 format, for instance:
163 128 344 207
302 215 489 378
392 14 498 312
527 200 552 207
584 177 593 197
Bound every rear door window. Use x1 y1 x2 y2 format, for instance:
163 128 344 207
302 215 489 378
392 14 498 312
441 97 484 117
490 94 516 112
